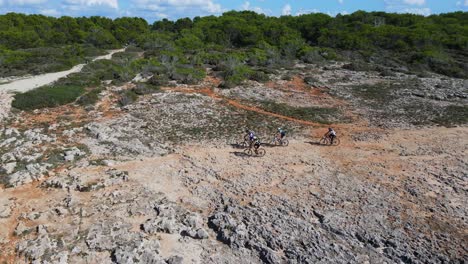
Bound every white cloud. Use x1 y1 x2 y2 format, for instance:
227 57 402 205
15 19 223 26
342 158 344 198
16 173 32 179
133 0 222 14
338 0 343 4
241 1 268 14
155 12 168 18
241 1 249 10
326 10 350 17
282 4 291 15
402 0 425 5
402 7 431 15
63 0 118 9
8 0 46 5
40 8 60 16
465 0 468 6
296 8 320 16
385 0 431 14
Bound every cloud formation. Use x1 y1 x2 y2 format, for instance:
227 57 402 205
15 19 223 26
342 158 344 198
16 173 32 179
241 1 268 14
402 0 425 5
132 0 222 14
385 0 431 15
282 4 291 15
39 8 60 16
402 7 431 15
0 0 465 22
8 0 46 5
63 0 119 9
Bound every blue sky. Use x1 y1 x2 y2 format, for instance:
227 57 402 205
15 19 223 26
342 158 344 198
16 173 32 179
0 0 466 22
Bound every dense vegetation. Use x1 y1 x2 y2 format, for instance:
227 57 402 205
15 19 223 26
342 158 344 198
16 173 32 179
1 11 467 79
3 11 467 113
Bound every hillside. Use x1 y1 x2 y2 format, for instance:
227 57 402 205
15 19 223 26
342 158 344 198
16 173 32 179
0 11 467 264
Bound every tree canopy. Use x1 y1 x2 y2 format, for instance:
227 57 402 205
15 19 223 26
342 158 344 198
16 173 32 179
0 11 467 78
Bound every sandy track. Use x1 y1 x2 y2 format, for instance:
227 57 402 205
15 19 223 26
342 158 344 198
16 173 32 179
0 48 125 93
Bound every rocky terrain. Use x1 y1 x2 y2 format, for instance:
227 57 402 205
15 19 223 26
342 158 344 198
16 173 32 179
0 59 467 264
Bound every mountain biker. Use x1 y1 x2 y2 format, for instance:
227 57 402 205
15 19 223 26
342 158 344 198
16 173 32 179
252 135 261 153
276 127 286 140
245 129 255 142
324 127 337 144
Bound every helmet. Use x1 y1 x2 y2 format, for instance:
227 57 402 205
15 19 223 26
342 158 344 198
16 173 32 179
277 127 282 131
245 129 250 133
328 127 333 131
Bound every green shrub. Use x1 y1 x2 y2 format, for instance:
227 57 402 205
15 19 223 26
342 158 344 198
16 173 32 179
259 101 343 124
247 48 268 66
249 70 269 82
220 57 253 88
132 83 160 95
171 66 206 84
299 47 338 63
77 88 103 106
55 72 100 87
432 105 468 126
351 83 397 102
118 90 139 106
148 74 170 86
12 85 85 110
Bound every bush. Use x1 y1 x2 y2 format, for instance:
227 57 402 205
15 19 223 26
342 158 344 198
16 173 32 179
304 76 321 86
132 83 160 95
259 101 343 124
351 83 398 103
342 61 376 72
148 74 170 86
432 105 468 126
249 70 269 82
12 85 85 110
299 46 325 63
219 57 253 88
77 88 103 106
118 90 139 106
171 66 205 84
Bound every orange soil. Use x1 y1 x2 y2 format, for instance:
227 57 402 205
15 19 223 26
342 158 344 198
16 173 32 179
163 75 371 138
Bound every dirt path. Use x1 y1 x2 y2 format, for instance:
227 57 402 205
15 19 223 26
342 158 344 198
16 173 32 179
163 74 371 137
0 48 125 93
164 86 327 127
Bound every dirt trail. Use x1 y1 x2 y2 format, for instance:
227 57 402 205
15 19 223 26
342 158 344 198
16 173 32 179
163 82 374 144
164 86 331 127
0 48 125 93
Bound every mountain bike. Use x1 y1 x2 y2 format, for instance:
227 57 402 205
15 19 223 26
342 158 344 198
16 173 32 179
319 136 340 146
243 146 266 157
235 134 251 148
270 134 289 146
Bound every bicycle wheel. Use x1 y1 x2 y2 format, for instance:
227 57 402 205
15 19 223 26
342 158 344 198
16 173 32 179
331 138 340 146
243 148 252 156
281 139 289 146
238 140 249 148
319 137 328 145
256 148 266 157
271 135 279 145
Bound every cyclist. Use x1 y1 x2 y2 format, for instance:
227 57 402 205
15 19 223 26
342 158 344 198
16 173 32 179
252 135 261 154
324 127 337 144
245 129 255 142
276 127 286 142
